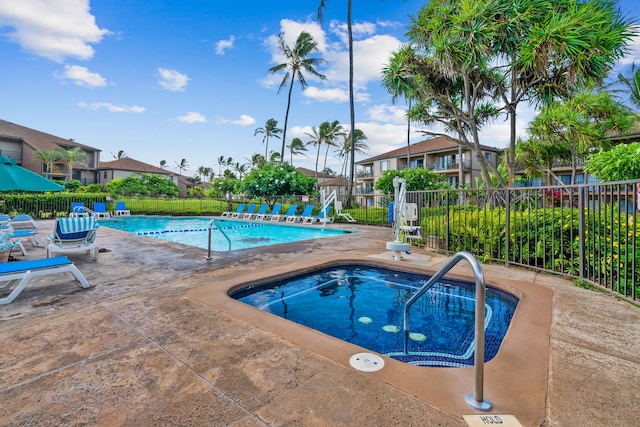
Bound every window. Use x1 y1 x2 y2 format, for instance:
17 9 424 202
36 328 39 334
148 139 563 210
485 152 492 162
447 176 458 187
409 158 424 169
380 160 390 172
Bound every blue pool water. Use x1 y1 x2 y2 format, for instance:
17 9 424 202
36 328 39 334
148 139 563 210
99 216 352 251
232 265 519 367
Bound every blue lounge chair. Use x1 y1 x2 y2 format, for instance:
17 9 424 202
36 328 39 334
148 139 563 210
0 256 89 305
242 204 257 219
303 206 333 224
249 204 269 220
70 202 88 217
221 203 245 218
92 202 111 218
6 213 38 229
230 203 247 218
113 201 131 216
287 205 314 223
47 217 99 260
259 204 280 221
273 204 297 221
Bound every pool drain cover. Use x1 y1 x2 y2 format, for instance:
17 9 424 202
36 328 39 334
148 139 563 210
349 353 385 372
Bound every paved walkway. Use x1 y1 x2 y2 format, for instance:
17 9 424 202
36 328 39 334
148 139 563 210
1 220 639 426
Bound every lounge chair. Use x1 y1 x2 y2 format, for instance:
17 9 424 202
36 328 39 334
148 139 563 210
70 202 89 217
303 206 333 224
0 256 89 305
113 201 131 216
1 227 45 255
47 217 99 260
230 204 247 218
258 204 280 221
248 204 268 220
272 204 297 221
6 214 38 229
287 205 314 223
241 204 257 219
335 201 356 223
93 202 111 218
221 203 245 218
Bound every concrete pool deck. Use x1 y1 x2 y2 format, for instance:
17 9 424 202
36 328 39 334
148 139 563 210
1 219 639 426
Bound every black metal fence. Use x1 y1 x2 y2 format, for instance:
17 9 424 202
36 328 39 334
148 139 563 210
3 181 638 301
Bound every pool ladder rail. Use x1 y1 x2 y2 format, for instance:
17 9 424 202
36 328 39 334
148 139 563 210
207 219 231 259
402 251 492 411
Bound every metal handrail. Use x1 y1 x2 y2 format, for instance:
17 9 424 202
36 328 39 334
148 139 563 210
402 251 491 411
207 219 230 259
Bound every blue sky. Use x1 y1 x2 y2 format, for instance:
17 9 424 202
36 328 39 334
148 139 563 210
0 0 638 177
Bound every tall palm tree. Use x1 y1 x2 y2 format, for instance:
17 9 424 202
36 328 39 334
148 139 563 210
382 45 418 167
269 31 326 161
336 129 368 192
318 0 355 203
57 147 87 181
159 160 167 169
321 120 345 174
176 158 188 175
305 125 323 182
617 63 640 110
33 148 63 178
254 118 282 158
287 137 308 164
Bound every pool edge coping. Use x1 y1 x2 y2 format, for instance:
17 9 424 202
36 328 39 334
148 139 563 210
186 254 552 425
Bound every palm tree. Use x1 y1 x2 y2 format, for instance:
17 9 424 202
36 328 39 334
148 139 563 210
159 160 167 169
382 45 418 167
197 166 213 183
318 0 355 203
287 137 308 164
617 63 640 110
305 125 323 182
57 147 87 181
336 129 368 192
321 120 345 174
176 158 188 175
269 31 326 161
33 148 63 178
254 118 282 158
111 150 128 160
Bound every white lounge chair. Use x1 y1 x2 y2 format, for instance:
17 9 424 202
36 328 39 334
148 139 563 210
302 206 333 224
221 203 245 218
92 202 111 218
6 214 38 229
48 217 99 260
256 204 279 220
248 204 269 220
0 256 89 304
241 204 257 219
335 201 356 223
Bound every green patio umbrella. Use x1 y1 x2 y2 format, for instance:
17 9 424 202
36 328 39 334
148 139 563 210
0 156 65 192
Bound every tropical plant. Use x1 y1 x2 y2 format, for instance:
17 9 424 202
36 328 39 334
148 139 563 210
254 118 282 158
287 137 308 164
616 62 640 110
241 161 316 204
269 31 326 161
336 128 368 191
320 120 345 175
57 147 87 181
585 142 640 181
318 0 356 203
32 148 63 177
176 158 188 175
159 160 167 169
112 150 128 159
384 0 635 188
374 168 447 194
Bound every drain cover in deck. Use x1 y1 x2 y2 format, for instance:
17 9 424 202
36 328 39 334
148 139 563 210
349 353 384 372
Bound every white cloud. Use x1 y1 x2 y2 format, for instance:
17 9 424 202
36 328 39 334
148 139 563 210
61 65 106 88
215 114 255 126
0 0 110 62
77 102 145 113
216 35 235 55
303 86 349 103
178 112 206 123
157 68 190 92
367 104 408 125
619 27 640 66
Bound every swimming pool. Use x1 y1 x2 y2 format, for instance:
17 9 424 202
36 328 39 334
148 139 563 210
98 216 352 251
231 264 518 368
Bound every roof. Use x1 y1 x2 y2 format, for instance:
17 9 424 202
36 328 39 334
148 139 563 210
296 167 334 178
356 136 503 164
99 157 172 175
0 119 100 153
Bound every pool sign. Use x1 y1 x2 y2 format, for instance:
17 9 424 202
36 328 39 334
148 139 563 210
463 414 522 426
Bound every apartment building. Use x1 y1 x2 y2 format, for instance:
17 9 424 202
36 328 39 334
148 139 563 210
355 136 503 206
0 119 100 185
